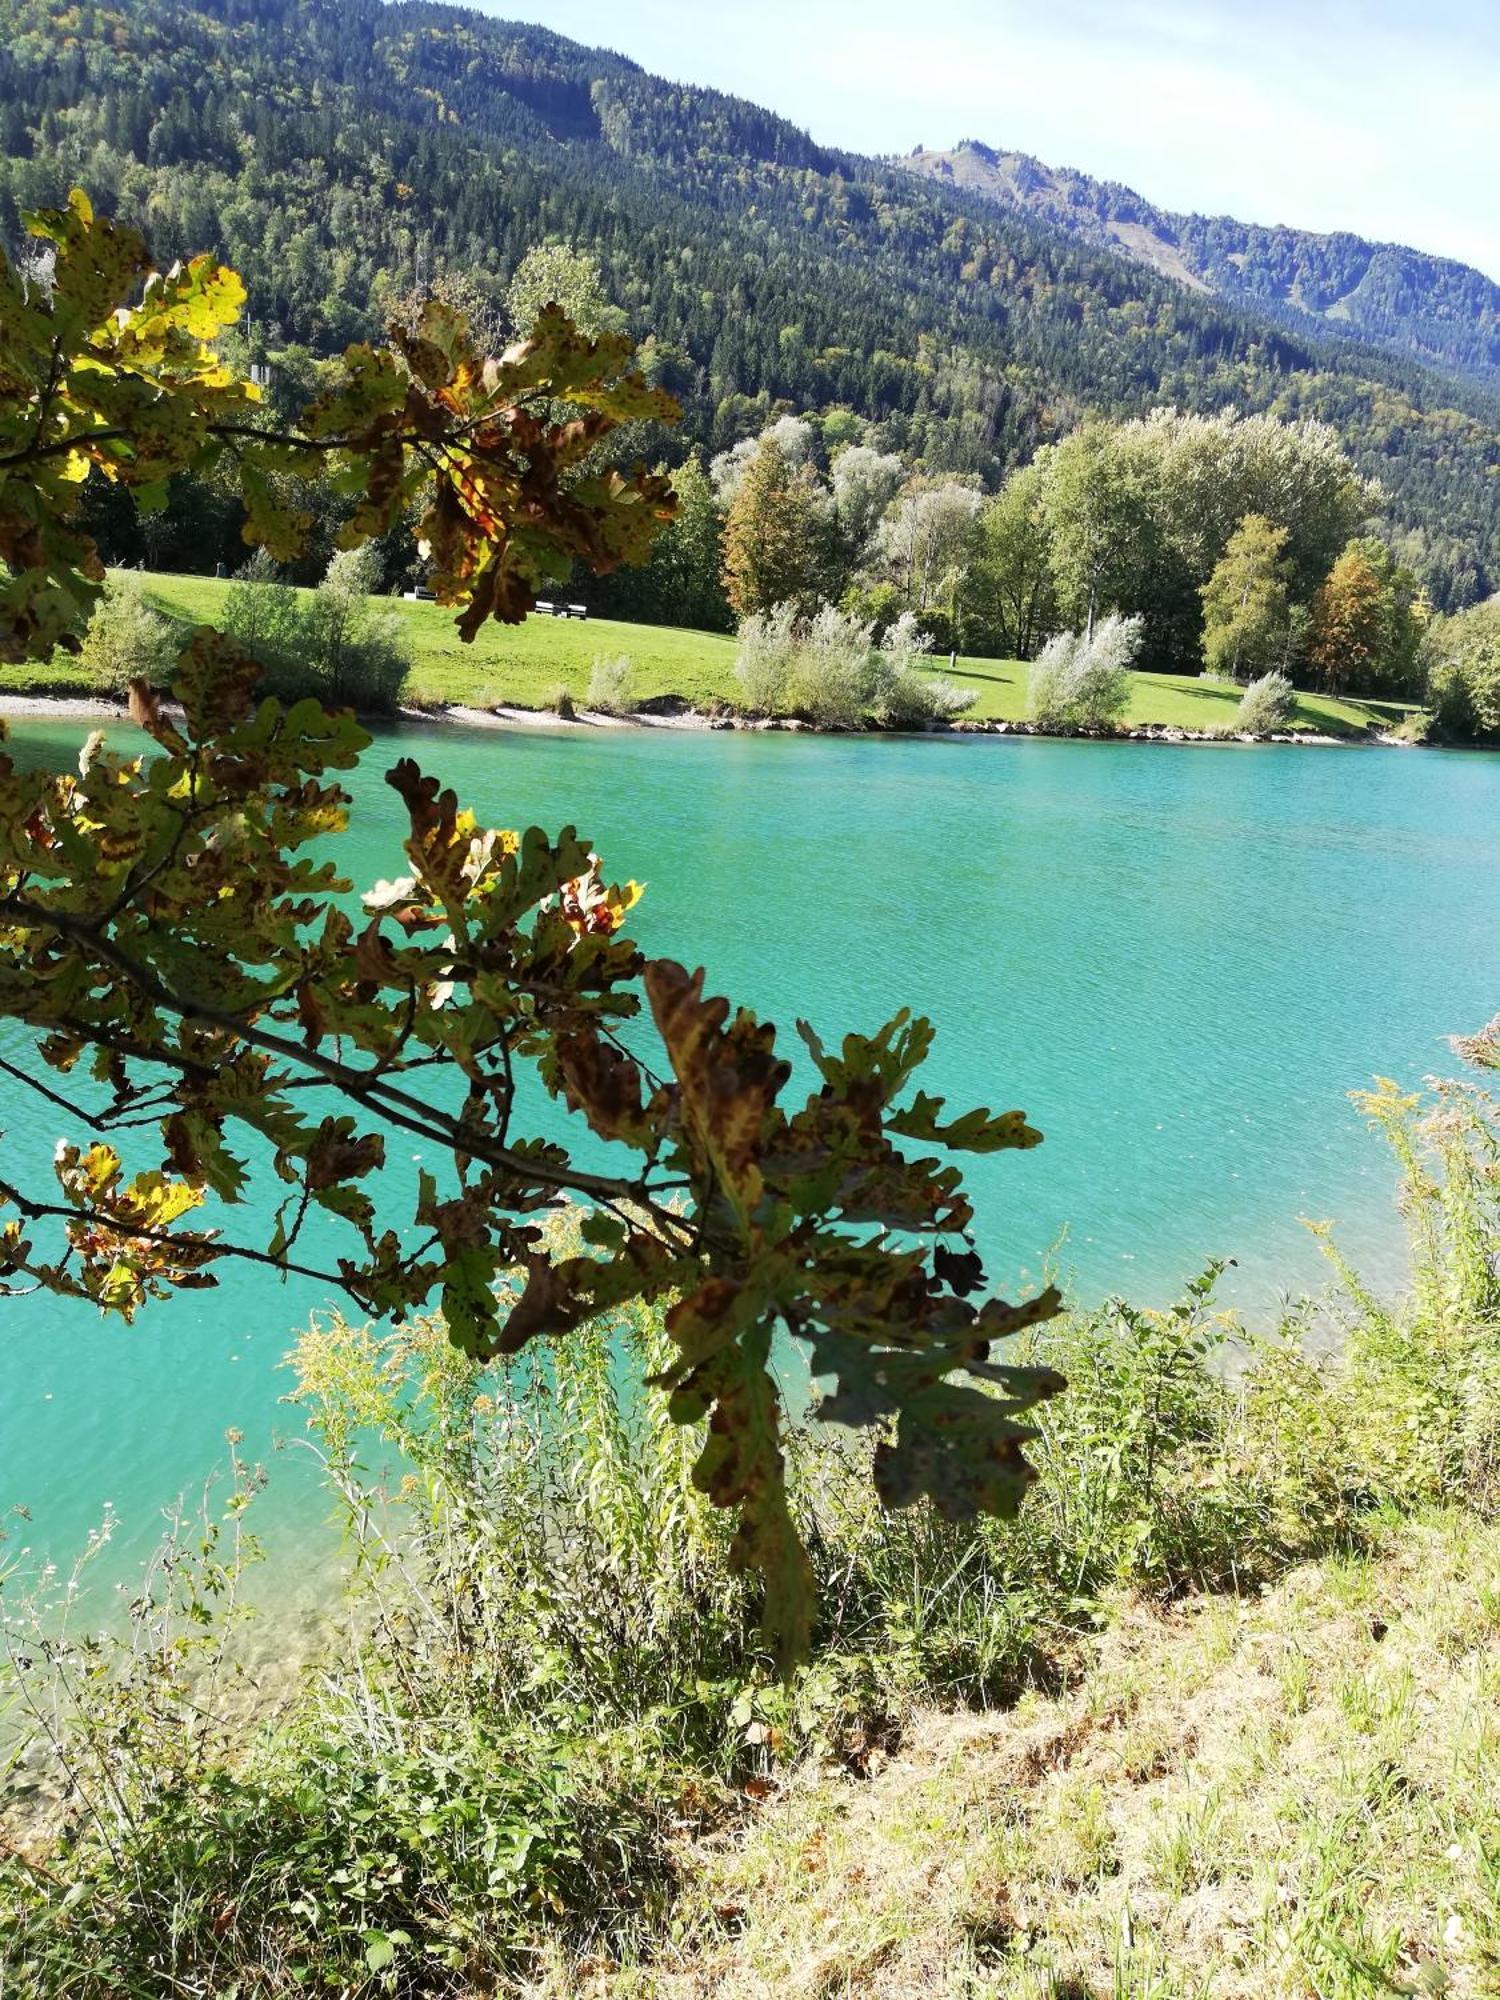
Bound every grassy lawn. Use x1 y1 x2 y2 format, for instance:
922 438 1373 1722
0 570 1410 738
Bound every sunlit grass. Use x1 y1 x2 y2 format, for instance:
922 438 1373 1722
0 570 1412 738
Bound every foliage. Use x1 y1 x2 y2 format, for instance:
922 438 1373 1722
4 1050 1499 1989
0 648 1068 1662
586 652 635 714
1200 513 1294 680
0 191 678 662
74 572 181 697
0 200 1071 1666
1037 423 1153 640
732 602 802 714
1028 614 1142 729
730 603 973 728
3 0 1498 616
222 546 413 711
504 241 626 340
1425 596 1500 741
867 610 976 728
1319 1077 1500 1505
710 416 819 512
829 443 906 572
1233 668 1295 736
721 441 829 619
1308 536 1427 697
790 603 874 728
968 463 1056 659
869 481 984 618
592 449 731 632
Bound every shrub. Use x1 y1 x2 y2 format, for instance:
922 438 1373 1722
867 610 975 727
220 545 411 711
1028 630 1084 728
75 574 181 696
790 603 873 728
733 601 801 713
1234 668 1295 736
549 681 577 719
1067 612 1140 726
1028 614 1141 729
586 653 635 715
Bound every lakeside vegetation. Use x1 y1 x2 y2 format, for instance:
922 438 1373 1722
1 570 1415 739
3 1070 1498 1995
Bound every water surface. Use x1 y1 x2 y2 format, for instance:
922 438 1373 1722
2 717 1497 1601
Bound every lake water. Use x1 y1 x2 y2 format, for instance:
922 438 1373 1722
2 715 1498 1608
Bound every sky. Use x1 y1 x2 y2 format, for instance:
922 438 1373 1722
477 0 1500 281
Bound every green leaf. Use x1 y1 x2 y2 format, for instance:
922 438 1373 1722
362 1930 396 1973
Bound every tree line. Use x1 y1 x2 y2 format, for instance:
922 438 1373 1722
4 0 1500 622
602 399 1492 723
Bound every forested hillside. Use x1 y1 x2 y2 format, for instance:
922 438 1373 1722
906 141 1500 395
2 0 1499 609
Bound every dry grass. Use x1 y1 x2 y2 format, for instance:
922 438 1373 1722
535 1509 1500 1999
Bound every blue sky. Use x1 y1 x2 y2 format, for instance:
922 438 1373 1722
480 1 1500 280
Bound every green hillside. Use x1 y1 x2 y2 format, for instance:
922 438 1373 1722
1 0 1497 610
906 140 1500 392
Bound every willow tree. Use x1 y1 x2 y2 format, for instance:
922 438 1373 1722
0 192 1063 1665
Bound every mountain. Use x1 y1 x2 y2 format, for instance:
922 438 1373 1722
1 0 1498 606
904 141 1500 392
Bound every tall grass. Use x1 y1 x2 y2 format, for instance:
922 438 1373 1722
1 1074 1497 1992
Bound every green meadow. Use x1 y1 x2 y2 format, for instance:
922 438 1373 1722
0 571 1412 738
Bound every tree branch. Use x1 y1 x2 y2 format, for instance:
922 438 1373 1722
0 896 691 1240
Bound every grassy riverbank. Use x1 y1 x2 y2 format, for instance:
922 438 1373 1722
2 1072 1496 1996
0 571 1414 738
566 1510 1500 1999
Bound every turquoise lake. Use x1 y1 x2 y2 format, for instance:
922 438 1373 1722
2 715 1498 1609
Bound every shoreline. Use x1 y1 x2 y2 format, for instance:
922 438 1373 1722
0 689 1431 749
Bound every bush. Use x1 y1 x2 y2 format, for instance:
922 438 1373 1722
867 611 975 728
1234 668 1295 736
734 603 975 727
1028 630 1083 728
790 604 873 728
733 601 801 714
586 653 635 715
75 574 181 696
1028 614 1141 729
220 545 411 711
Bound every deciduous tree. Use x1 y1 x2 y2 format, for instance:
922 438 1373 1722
968 466 1057 660
1309 538 1426 697
1040 424 1152 640
721 439 829 618
1200 514 1295 682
